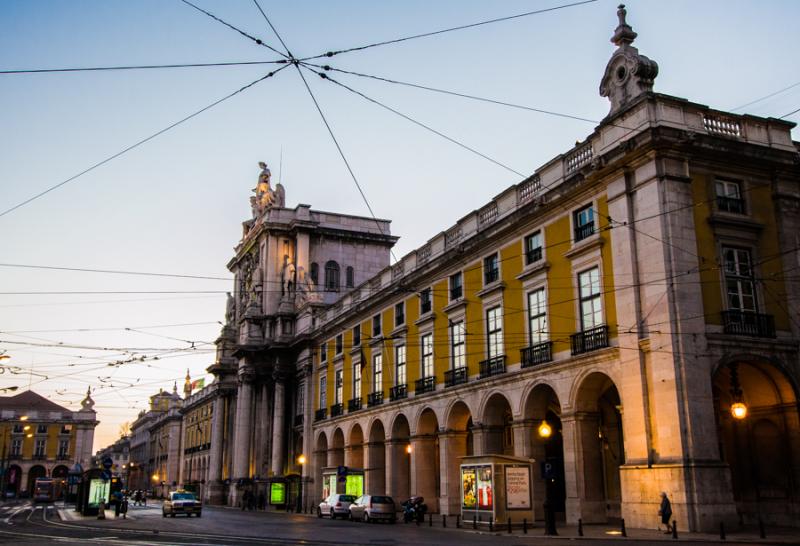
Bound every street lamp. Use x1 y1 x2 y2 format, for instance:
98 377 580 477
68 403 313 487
296 454 306 466
728 363 748 420
405 444 412 454
538 420 553 439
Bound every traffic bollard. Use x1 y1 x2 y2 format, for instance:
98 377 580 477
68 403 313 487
544 500 557 536
578 518 583 536
507 517 512 533
489 519 493 533
473 515 477 529
621 518 627 537
429 513 432 527
672 520 678 539
523 518 527 534
456 514 460 528
442 515 446 528
719 521 726 540
758 518 766 539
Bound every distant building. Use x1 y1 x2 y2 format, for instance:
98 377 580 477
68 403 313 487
178 371 217 501
0 389 97 497
128 387 182 496
93 436 130 479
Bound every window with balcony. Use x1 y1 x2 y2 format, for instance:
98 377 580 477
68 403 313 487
421 334 434 378
419 288 432 315
486 307 504 359
721 247 774 337
395 345 406 386
484 253 499 285
319 376 327 411
450 320 466 369
353 361 362 399
353 324 361 346
320 342 327 363
528 288 548 344
12 424 23 434
395 302 405 327
574 205 595 242
58 440 69 458
37 424 47 434
372 314 381 338
579 267 602 330
334 369 343 405
716 179 745 214
524 231 543 265
335 334 343 355
373 353 383 394
450 272 463 301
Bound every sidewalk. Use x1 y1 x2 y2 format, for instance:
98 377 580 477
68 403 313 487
56 502 161 522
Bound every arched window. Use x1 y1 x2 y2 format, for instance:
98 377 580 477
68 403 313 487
310 262 319 285
346 266 355 288
325 261 340 292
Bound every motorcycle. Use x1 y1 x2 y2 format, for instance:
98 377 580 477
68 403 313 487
401 496 427 523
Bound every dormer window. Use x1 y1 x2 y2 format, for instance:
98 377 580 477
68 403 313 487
716 179 745 214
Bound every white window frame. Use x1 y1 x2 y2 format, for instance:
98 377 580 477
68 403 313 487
527 287 548 345
395 345 407 386
334 369 343 405
421 333 434 378
372 353 383 393
723 247 757 312
319 376 327 410
353 361 362 399
450 320 466 369
486 306 504 359
578 266 603 330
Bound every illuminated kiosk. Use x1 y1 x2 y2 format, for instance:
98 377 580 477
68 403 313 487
320 466 364 499
460 455 534 527
77 468 110 516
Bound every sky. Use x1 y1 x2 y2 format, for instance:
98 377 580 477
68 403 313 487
1 0 798 451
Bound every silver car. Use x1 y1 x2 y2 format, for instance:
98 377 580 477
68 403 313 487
318 493 356 519
348 495 396 523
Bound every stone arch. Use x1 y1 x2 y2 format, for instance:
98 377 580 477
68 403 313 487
572 371 623 522
366 419 386 494
27 464 47 494
445 399 474 431
4 464 22 497
347 423 365 469
324 260 340 292
329 427 345 468
52 465 69 479
522 382 565 517
480 391 514 455
388 412 412 502
314 430 328 501
413 407 440 512
712 358 800 526
416 406 440 435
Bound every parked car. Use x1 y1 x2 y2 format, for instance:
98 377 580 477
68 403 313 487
162 490 202 518
317 493 356 519
349 495 396 523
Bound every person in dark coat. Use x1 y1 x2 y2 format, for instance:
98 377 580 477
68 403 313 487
658 492 673 533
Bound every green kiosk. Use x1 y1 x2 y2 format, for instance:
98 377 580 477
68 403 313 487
320 466 364 500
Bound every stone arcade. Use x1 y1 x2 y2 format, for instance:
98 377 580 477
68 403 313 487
202 6 800 532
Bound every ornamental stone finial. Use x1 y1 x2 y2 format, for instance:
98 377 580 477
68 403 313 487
80 386 95 411
599 4 658 116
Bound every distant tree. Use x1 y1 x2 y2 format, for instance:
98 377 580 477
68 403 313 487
119 421 131 438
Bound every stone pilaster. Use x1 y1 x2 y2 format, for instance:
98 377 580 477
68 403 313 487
270 378 286 476
229 365 254 506
206 394 226 504
437 430 466 515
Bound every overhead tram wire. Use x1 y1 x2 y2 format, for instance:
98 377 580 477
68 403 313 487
299 0 598 61
179 0 290 59
0 60 287 75
0 65 289 219
730 80 800 112
247 0 399 263
305 66 525 178
780 106 800 120
0 263 230 281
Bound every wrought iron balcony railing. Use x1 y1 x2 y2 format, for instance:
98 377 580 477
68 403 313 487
347 398 362 412
415 376 436 395
574 222 595 242
721 310 775 338
330 403 343 418
367 391 384 407
484 268 499 285
444 366 468 388
570 325 609 356
389 384 408 401
717 196 745 214
314 408 327 422
479 355 506 379
521 341 552 368
525 246 543 265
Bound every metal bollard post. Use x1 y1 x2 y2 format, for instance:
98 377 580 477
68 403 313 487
578 518 583 536
672 520 678 539
621 518 627 537
416 512 420 526
442 515 446 528
456 514 460 528
523 518 527 534
429 512 432 527
507 517 512 534
544 500 557 536
758 518 766 539
473 515 477 529
720 521 726 540
489 519 493 533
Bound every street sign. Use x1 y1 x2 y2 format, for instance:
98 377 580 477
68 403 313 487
102 457 113 470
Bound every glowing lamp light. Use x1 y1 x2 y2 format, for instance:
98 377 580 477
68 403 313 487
26 433 33 438
23 425 30 431
20 415 28 421
731 402 748 420
152 474 159 482
538 420 553 439
297 454 307 465
405 444 413 454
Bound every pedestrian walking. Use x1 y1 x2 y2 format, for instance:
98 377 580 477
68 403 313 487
658 492 673 534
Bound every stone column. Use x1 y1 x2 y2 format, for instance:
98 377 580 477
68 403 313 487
409 434 437 511
207 394 226 504
229 366 254 506
363 441 385 495
437 431 466 515
512 419 542 518
562 412 605 524
271 378 286 476
384 440 408 503
470 424 488 456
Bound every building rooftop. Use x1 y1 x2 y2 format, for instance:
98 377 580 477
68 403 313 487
0 390 70 413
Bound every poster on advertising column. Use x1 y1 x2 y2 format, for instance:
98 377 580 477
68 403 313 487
505 466 531 509
477 466 493 510
461 467 476 509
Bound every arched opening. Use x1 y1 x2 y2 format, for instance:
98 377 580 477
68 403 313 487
324 261 340 292
347 424 364 469
3 465 22 497
367 420 386 494
481 392 514 455
713 359 800 526
314 432 328 501
390 414 411 503
523 384 565 519
574 372 623 523
27 465 47 494
329 428 345 468
440 401 474 514
309 262 319 285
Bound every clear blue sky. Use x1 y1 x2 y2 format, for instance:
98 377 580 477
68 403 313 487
1 0 798 449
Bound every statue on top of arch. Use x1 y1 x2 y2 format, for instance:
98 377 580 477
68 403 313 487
250 161 286 219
